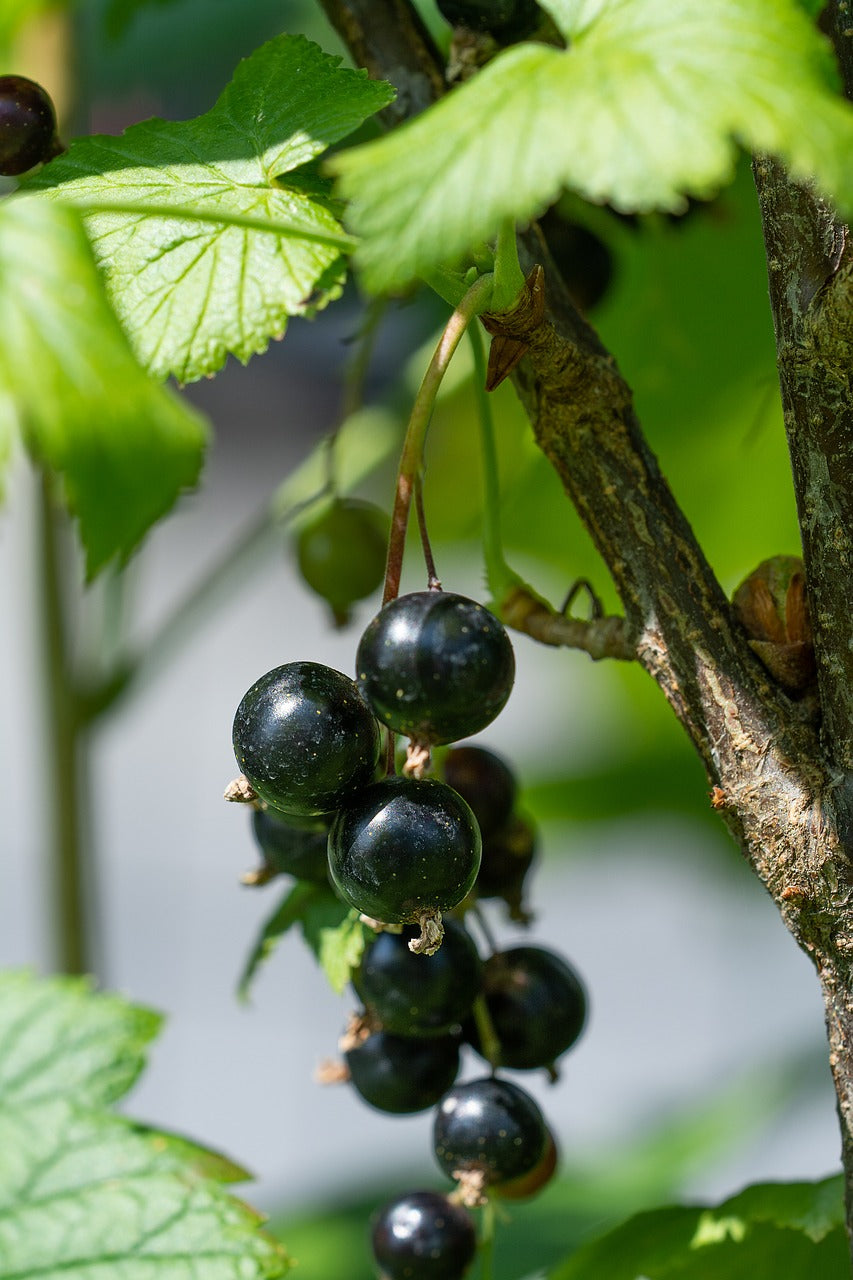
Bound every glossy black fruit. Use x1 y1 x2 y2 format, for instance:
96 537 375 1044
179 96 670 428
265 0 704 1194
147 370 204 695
442 745 516 838
0 76 59 175
356 591 515 746
251 807 329 884
232 661 380 817
371 1190 477 1280
494 1127 558 1200
466 945 587 1071
296 498 388 626
433 1076 547 1188
353 917 483 1037
345 1028 460 1114
437 0 540 41
328 776 481 929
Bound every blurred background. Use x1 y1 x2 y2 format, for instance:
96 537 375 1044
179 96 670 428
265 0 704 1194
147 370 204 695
0 2 842 1277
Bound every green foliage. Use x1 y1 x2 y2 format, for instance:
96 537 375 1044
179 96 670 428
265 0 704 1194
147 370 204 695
0 196 207 575
333 0 853 293
299 899 371 995
28 35 394 382
0 971 291 1279
550 1177 847 1279
238 880 326 999
239 881 372 999
103 0 182 37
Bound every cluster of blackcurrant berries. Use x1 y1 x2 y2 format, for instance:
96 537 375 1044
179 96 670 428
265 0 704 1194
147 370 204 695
231 579 588 1277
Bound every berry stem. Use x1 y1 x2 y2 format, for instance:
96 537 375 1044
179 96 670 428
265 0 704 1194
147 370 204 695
471 993 502 1070
36 469 93 976
479 1196 496 1280
325 296 389 491
470 902 499 954
490 218 525 314
382 272 494 604
414 472 441 590
341 295 387 424
468 323 523 604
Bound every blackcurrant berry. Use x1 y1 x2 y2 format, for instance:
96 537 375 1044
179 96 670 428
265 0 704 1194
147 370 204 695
345 1027 460 1114
328 777 481 948
465 945 587 1072
442 745 516 838
537 209 615 313
356 591 515 746
0 76 60 176
353 917 483 1037
476 812 537 920
433 1076 547 1190
493 1127 558 1200
371 1190 477 1280
232 662 380 817
296 498 388 626
436 0 541 42
251 807 329 884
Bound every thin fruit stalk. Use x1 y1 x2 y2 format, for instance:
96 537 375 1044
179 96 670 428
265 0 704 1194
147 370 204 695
36 472 91 975
383 273 494 603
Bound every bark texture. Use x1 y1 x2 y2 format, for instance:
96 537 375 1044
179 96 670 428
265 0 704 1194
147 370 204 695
319 0 853 1257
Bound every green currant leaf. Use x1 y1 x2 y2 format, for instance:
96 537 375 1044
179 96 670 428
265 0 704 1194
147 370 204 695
237 880 329 1001
550 1177 846 1279
333 0 853 294
0 970 160 1109
27 35 394 383
0 197 208 576
300 900 372 995
0 971 291 1279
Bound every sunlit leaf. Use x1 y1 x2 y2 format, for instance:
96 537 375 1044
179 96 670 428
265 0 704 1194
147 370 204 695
28 35 394 381
333 0 853 293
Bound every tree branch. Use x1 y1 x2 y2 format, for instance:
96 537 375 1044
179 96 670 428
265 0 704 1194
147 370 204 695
752 157 853 837
316 0 446 122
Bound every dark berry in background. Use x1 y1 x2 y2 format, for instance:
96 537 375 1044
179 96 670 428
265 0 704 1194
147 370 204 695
233 661 379 817
466 944 587 1071
0 75 59 176
494 1127 559 1200
476 812 537 919
356 591 515 746
537 209 615 312
371 1190 477 1280
437 0 541 42
353 917 483 1037
250 807 329 884
345 1027 460 1114
433 1076 547 1187
296 498 388 627
329 776 481 925
442 744 517 837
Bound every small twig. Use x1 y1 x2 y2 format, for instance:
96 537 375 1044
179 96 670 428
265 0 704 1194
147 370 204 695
414 473 441 590
561 578 603 620
500 583 635 661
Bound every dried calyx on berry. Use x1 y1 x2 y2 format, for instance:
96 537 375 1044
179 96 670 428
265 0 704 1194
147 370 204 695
731 555 815 693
